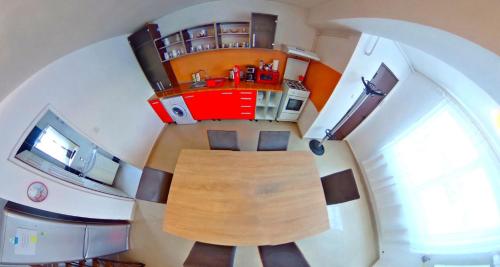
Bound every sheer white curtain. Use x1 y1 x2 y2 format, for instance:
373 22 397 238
362 97 500 259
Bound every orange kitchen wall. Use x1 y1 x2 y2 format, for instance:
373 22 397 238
303 60 342 111
169 49 287 83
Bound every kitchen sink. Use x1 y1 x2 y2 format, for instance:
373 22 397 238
190 81 207 89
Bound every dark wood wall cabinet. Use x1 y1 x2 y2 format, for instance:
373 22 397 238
332 63 399 140
251 13 278 49
128 24 178 92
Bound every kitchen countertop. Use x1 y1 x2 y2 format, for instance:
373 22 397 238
149 80 283 100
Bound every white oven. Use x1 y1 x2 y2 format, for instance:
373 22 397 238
284 94 307 113
276 54 313 122
277 79 310 122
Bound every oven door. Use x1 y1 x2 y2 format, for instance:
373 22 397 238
283 95 306 113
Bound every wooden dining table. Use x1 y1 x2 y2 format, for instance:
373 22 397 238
163 149 329 246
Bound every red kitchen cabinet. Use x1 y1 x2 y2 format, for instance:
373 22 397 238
213 90 238 119
208 90 256 120
183 92 212 120
235 90 256 119
183 90 257 121
148 99 174 123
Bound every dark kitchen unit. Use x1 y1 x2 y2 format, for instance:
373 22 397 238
251 13 278 49
128 23 178 92
332 63 399 140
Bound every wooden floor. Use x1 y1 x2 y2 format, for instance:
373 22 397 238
145 120 359 177
120 120 378 267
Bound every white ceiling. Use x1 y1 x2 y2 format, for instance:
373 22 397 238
0 0 214 102
273 0 329 8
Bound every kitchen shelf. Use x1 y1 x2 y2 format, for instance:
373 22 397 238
160 47 273 62
155 37 182 43
155 32 183 45
157 41 184 50
257 91 266 106
153 21 252 62
160 55 184 62
216 21 250 50
219 45 250 49
254 90 282 121
269 92 282 107
255 106 266 120
185 35 216 42
156 33 182 41
218 33 249 36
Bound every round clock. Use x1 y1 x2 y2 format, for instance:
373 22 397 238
27 181 48 202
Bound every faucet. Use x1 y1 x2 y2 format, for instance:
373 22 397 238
194 69 208 82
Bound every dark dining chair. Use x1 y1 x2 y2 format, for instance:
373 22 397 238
184 242 236 267
257 131 290 151
321 169 360 205
207 130 240 151
135 167 173 203
258 242 310 267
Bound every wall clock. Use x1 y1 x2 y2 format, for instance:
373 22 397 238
27 181 48 202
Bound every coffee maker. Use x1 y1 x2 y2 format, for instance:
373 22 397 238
245 65 256 82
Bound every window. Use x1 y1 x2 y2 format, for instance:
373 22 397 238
384 102 500 254
34 126 79 166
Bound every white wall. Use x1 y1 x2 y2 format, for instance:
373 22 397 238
155 0 317 51
313 33 360 72
296 33 360 136
0 36 163 219
304 34 412 139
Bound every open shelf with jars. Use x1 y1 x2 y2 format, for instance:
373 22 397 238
182 24 218 54
216 22 250 49
156 32 186 62
154 21 252 61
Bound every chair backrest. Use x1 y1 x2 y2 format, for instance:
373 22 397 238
207 130 240 151
257 131 290 151
135 167 173 203
258 242 310 267
321 169 360 205
184 242 236 267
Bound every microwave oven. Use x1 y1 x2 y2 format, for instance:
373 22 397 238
256 69 279 84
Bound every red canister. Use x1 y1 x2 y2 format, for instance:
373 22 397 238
233 65 241 87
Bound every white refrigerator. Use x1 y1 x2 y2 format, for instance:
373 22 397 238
0 201 130 265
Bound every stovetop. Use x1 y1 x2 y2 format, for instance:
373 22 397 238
283 79 308 91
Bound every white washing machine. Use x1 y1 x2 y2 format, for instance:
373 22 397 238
161 96 197 124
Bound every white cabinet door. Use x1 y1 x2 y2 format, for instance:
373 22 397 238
84 224 130 258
